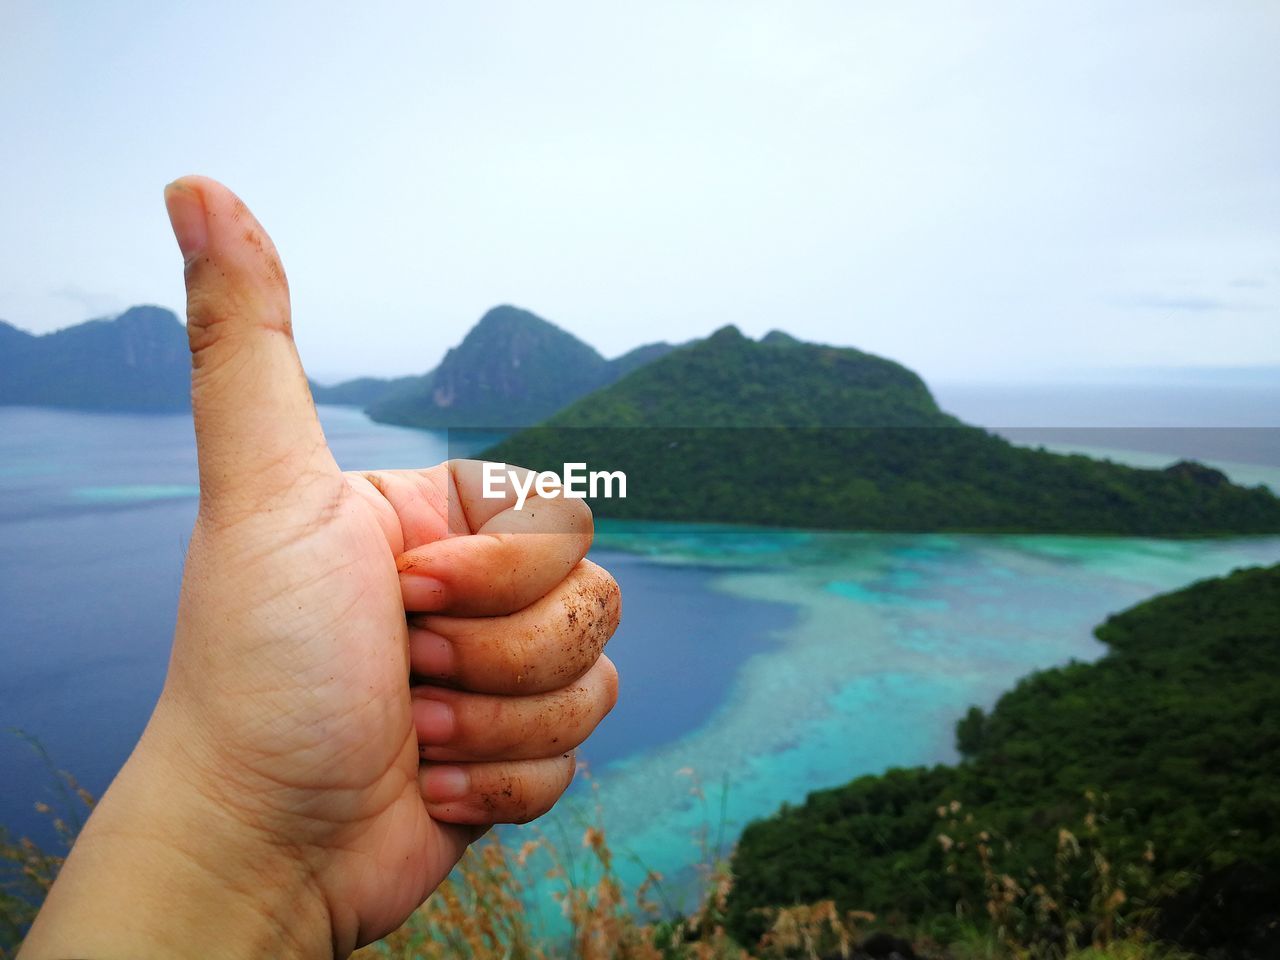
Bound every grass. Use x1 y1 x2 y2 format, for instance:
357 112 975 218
351 782 1190 960
0 737 94 958
2 753 1203 960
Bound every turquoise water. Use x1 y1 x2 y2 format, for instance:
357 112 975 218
72 484 200 502
2 405 1279 924
528 524 1280 914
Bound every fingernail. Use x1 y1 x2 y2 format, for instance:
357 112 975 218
423 764 470 802
400 572 449 612
163 180 208 262
412 697 455 745
408 626 456 678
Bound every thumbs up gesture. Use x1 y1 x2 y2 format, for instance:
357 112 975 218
21 177 620 959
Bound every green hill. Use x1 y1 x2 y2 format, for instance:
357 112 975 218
495 324 944 428
483 327 1280 535
0 306 191 411
310 374 417 407
366 305 675 429
726 563 1280 957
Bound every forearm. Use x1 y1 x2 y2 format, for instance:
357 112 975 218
20 730 334 960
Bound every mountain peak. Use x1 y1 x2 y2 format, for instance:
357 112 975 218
449 305 604 366
472 304 557 335
340 306 679 426
707 324 747 343
367 306 611 429
761 330 801 347
112 305 183 329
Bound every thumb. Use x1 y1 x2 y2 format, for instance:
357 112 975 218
164 175 337 513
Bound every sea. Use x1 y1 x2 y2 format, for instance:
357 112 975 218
2 389 1279 922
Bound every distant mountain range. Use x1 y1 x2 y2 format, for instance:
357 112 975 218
309 375 419 408
485 326 1280 535
358 305 676 429
0 304 675 423
6 301 1278 535
0 305 191 411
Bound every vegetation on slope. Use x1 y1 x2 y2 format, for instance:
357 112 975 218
491 325 944 429
484 328 1280 535
367 305 674 429
726 564 1280 958
5 765 1195 960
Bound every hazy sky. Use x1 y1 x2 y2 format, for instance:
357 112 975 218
1 1 1277 383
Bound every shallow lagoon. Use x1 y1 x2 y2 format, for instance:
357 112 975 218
539 523 1280 910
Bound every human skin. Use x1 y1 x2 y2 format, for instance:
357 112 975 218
19 176 620 959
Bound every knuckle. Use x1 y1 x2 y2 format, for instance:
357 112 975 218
186 314 248 377
498 630 540 691
565 495 594 539
574 563 622 629
599 572 622 631
489 536 526 595
503 772 527 809
503 774 546 825
184 278 290 358
183 286 229 352
487 709 529 757
483 771 525 818
595 657 620 714
510 758 574 824
493 532 525 566
586 660 619 716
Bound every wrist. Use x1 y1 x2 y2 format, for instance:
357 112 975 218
21 722 335 959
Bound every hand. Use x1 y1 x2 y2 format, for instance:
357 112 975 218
20 177 620 958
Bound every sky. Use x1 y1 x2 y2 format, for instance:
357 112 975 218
1 1 1277 384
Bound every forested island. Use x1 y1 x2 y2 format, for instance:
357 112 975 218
485 326 1280 535
726 563 1280 958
